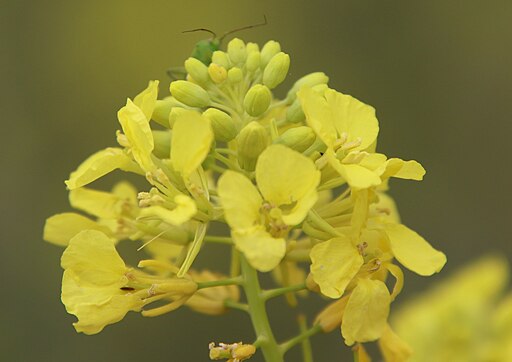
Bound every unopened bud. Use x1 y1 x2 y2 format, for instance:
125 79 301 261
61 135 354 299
232 344 256 360
263 52 290 89
243 84 272 117
237 121 269 171
227 67 243 84
261 40 281 67
208 63 227 84
152 97 183 128
246 42 259 54
203 108 238 142
286 72 329 103
211 51 231 69
170 80 210 108
286 99 305 123
246 51 261 72
184 57 210 85
152 130 171 158
227 38 247 65
314 297 349 333
274 126 316 152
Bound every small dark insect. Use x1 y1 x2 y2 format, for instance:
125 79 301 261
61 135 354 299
120 287 135 291
167 16 267 80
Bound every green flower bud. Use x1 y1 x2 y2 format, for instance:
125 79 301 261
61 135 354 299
286 72 329 103
203 108 237 142
152 130 171 158
243 84 272 117
211 50 230 69
227 38 247 65
227 67 243 84
184 57 210 85
261 40 281 67
237 121 269 171
246 51 261 72
169 80 210 108
273 126 316 152
152 97 183 128
286 98 305 123
246 42 260 54
208 63 227 83
263 52 290 89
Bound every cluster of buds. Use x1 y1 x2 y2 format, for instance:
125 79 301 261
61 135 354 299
44 37 446 361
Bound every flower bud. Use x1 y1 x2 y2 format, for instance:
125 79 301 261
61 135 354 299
261 40 281 67
227 38 247 65
184 57 210 85
170 80 210 108
246 51 261 72
286 98 305 123
286 72 329 103
246 42 260 53
237 121 269 171
152 97 183 128
152 130 171 158
208 63 227 84
263 52 290 89
274 126 316 153
314 297 349 333
211 50 230 69
227 67 243 84
243 84 272 117
232 344 256 360
203 108 238 142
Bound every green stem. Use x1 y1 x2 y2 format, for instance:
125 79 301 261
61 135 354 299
196 276 243 289
297 315 314 362
261 283 307 301
224 299 249 312
279 324 322 355
240 256 283 362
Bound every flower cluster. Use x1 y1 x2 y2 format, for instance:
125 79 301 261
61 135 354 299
44 37 446 360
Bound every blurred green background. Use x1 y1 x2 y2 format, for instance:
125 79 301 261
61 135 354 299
1 0 511 361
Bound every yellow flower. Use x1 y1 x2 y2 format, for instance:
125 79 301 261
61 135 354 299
61 230 144 334
218 144 320 271
392 256 510 362
61 230 197 334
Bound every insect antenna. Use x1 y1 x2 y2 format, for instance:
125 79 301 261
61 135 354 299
182 28 217 38
219 15 268 42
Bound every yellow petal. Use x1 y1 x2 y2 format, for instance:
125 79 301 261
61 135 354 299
232 229 286 272
377 324 413 362
342 279 390 345
61 230 127 286
138 195 197 226
133 80 159 121
310 236 364 298
65 148 142 190
217 170 262 230
297 86 336 147
353 344 372 362
118 99 155 171
380 158 425 181
384 223 446 276
170 109 213 177
328 152 381 189
256 144 320 217
43 213 111 246
69 188 124 219
324 89 379 151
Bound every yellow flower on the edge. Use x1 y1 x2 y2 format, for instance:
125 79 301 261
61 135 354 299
61 230 145 334
218 144 320 272
298 87 425 189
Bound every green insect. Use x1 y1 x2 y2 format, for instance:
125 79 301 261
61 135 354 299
167 16 267 80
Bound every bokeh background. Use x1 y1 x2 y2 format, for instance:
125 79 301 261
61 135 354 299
1 0 511 361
